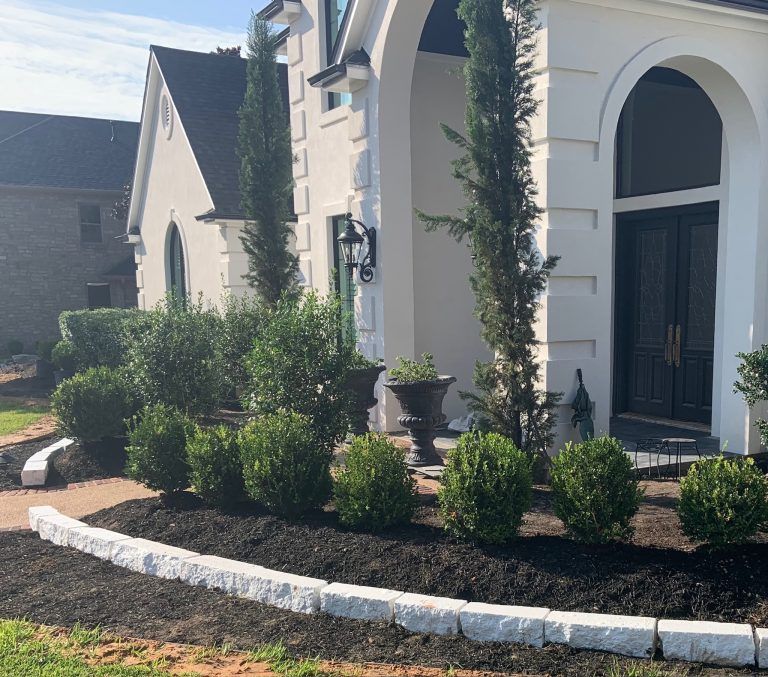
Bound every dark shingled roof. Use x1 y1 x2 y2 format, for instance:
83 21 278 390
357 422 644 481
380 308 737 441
0 111 138 191
151 45 289 221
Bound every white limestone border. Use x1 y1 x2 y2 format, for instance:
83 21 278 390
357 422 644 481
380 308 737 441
26 506 767 669
21 438 74 487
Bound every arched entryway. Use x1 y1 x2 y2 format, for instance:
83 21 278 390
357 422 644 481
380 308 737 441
600 43 766 453
612 67 723 426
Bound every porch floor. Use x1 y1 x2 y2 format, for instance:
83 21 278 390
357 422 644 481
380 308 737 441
390 416 722 478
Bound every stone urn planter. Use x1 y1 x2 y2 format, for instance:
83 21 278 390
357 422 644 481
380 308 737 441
384 376 456 466
345 364 386 436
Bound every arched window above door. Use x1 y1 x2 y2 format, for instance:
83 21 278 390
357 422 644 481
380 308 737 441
168 223 187 298
616 67 723 198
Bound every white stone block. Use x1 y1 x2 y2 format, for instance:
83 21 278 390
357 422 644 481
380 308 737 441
36 514 88 546
28 505 59 532
545 611 656 658
180 555 267 595
394 593 466 636
243 568 327 614
658 619 755 667
109 538 199 579
21 460 49 487
67 527 132 560
755 628 768 668
460 603 549 647
321 582 402 622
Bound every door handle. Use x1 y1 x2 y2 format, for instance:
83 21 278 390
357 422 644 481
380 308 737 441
664 325 674 366
674 324 682 368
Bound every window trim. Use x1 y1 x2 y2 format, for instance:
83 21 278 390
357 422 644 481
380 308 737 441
78 203 103 244
324 0 352 111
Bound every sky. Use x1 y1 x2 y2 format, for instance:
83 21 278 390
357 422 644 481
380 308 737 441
0 0 271 122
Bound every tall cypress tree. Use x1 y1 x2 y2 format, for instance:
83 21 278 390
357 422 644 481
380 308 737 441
417 0 561 459
238 14 298 306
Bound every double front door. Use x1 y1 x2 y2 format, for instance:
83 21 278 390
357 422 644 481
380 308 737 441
615 203 719 425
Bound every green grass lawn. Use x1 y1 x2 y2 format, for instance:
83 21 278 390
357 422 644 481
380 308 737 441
0 620 343 677
0 399 49 437
0 620 172 676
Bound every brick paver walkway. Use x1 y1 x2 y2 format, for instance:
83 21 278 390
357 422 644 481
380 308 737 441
0 479 157 531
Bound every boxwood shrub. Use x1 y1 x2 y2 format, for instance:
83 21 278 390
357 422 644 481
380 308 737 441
51 366 135 446
334 433 417 531
239 410 332 518
679 455 768 547
438 431 533 544
59 308 136 371
219 293 266 394
126 403 193 495
187 424 246 507
551 436 642 543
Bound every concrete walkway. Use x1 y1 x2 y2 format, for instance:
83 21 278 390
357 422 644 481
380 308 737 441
0 479 157 531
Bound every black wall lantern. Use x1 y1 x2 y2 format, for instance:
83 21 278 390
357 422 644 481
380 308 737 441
337 213 376 283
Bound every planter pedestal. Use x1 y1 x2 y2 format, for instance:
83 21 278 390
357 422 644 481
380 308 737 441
345 364 386 436
384 376 456 466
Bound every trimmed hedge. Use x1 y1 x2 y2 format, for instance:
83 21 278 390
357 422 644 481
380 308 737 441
51 367 135 445
126 404 193 495
438 431 533 544
551 436 642 543
334 433 417 531
239 410 332 518
679 455 768 547
59 308 136 371
187 424 246 507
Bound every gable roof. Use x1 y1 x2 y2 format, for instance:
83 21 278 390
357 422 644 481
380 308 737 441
151 45 289 221
0 111 138 191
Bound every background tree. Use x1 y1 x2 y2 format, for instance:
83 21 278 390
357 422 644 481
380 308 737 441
238 14 298 306
417 0 560 460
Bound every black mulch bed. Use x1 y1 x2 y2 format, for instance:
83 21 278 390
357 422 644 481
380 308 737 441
0 531 755 676
49 440 127 485
0 437 126 490
87 494 768 627
0 437 56 490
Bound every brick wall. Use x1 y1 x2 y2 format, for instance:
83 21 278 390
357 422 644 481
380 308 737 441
0 186 138 352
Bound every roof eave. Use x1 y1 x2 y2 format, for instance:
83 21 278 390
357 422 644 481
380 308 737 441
258 0 302 25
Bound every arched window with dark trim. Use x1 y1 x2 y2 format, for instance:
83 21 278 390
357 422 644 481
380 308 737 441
616 67 722 198
168 224 187 298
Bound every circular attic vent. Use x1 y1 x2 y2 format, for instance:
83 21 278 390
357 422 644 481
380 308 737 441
161 94 173 138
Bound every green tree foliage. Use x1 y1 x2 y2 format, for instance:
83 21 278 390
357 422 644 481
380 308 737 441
416 0 560 459
679 456 768 548
735 345 768 446
551 437 643 543
238 14 298 306
125 295 225 416
334 433 418 531
438 431 532 544
242 292 353 453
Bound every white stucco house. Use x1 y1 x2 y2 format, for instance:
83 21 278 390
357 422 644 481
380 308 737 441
131 0 768 455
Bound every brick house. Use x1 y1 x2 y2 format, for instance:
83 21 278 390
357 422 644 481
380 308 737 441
0 111 139 353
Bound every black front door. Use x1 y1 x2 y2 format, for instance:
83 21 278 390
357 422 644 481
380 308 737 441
615 203 718 425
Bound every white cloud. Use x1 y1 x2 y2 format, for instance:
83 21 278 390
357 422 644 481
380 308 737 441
0 1 246 121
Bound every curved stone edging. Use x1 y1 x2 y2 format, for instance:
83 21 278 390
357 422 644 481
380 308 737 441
20 438 73 487
27 506 766 669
